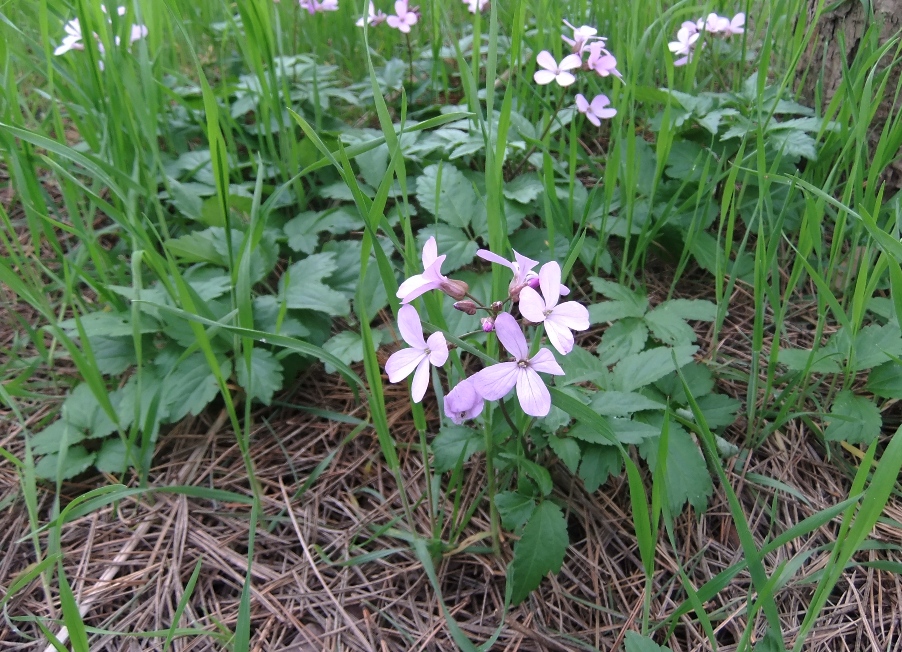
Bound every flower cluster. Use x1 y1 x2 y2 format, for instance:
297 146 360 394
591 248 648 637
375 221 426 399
356 0 419 32
462 0 489 14
533 19 621 126
299 0 339 14
54 6 148 64
668 12 745 66
386 238 590 419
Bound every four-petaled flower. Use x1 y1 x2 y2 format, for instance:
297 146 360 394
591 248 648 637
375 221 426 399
463 0 489 13
469 313 564 417
533 50 582 87
722 13 745 35
387 0 418 32
561 19 599 55
385 305 449 402
54 19 85 56
397 237 450 303
477 248 570 301
519 261 590 355
444 378 484 424
575 93 616 126
356 1 388 26
668 26 700 66
586 42 622 78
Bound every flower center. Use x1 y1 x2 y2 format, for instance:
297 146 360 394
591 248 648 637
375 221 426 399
517 359 529 368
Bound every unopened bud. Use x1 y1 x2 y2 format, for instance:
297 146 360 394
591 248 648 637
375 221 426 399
481 317 495 333
440 278 469 301
490 301 504 313
453 300 478 316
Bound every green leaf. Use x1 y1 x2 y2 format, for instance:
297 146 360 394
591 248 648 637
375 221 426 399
252 296 310 338
768 129 818 160
554 346 609 387
578 444 621 492
416 162 478 229
88 336 138 376
851 324 902 371
664 141 708 181
609 418 661 444
416 224 478 272
235 348 283 405
431 426 485 473
596 318 648 366
516 458 553 497
624 632 673 652
323 330 384 374
163 353 232 422
503 174 544 204
95 438 144 475
509 501 569 604
645 300 715 346
62 384 117 439
281 253 351 316
694 393 742 428
590 391 664 416
494 492 536 531
824 390 882 445
612 345 698 392
34 446 95 481
30 420 85 456
547 435 581 474
589 277 648 309
655 363 715 404
866 361 902 398
779 347 843 374
639 422 713 514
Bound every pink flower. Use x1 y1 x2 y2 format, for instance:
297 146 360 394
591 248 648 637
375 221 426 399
518 261 589 355
469 313 564 417
463 0 489 13
575 93 616 126
477 249 569 301
444 379 484 424
300 0 338 13
722 13 745 35
698 12 728 33
357 1 388 25
561 19 600 55
54 19 85 56
385 305 449 402
533 50 582 87
586 42 621 78
386 0 418 32
397 237 451 303
668 26 699 66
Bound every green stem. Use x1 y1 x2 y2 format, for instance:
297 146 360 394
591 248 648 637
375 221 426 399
483 416 501 556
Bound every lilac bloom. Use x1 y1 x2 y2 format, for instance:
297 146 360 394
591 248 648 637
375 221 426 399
54 19 85 56
444 379 484 424
385 305 448 402
669 26 700 66
357 1 388 25
518 261 589 355
698 12 728 33
561 19 600 55
469 313 564 417
575 93 617 126
387 0 418 32
722 13 745 35
586 42 621 78
477 249 569 301
397 237 450 303
533 50 582 87
463 0 489 13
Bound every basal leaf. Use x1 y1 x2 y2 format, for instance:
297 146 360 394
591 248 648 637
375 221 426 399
416 224 478 272
281 253 351 316
416 163 477 229
612 345 698 392
431 426 485 473
624 632 673 652
509 501 569 604
323 329 384 374
590 391 665 416
547 434 581 474
578 444 621 492
639 421 713 514
235 348 284 405
494 491 536 531
824 390 881 445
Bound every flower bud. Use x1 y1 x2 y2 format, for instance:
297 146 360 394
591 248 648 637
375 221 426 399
439 278 469 301
453 300 478 316
444 379 484 424
481 317 495 333
490 301 504 313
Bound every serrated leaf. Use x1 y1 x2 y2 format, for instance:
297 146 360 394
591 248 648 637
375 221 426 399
236 348 283 405
59 311 153 338
503 174 544 204
252 296 310 338
494 492 536 531
30 420 85 456
503 455 553 496
867 361 902 398
281 253 351 316
597 318 648 366
555 346 608 387
34 446 96 481
431 426 485 473
664 141 708 181
779 348 843 374
416 224 478 272
655 362 715 404
322 330 384 374
695 393 741 428
416 163 478 228
509 501 569 604
590 391 664 416
62 384 117 438
88 336 138 375
612 345 697 392
163 353 232 422
768 129 817 160
95 438 145 475
645 301 709 346
547 435 581 474
610 417 660 444
639 422 713 514
851 323 902 371
184 266 233 301
624 632 673 652
578 444 621 492
824 390 881 445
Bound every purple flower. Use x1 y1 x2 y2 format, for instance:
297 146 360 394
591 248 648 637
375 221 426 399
533 50 582 87
561 19 600 55
357 1 388 25
469 313 564 417
385 305 449 402
518 261 589 355
477 249 570 301
586 42 621 79
397 237 450 303
575 93 617 126
722 13 745 35
668 25 700 66
444 379 484 424
386 0 418 32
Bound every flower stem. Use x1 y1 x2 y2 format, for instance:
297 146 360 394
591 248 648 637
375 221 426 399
405 32 414 89
484 416 501 556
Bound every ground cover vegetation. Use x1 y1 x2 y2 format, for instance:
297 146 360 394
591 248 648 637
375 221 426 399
1 0 902 649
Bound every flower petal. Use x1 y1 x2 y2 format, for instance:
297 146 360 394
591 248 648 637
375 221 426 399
533 70 556 85
469 361 519 400
386 348 426 383
529 348 565 375
559 53 583 70
575 93 589 113
512 250 539 284
535 50 557 71
422 236 438 267
555 71 577 86
397 273 438 303
516 369 551 416
410 358 431 402
426 331 449 366
476 249 515 269
544 319 575 355
518 286 547 323
538 261 562 309
494 312 529 360
550 301 590 331
397 304 427 348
